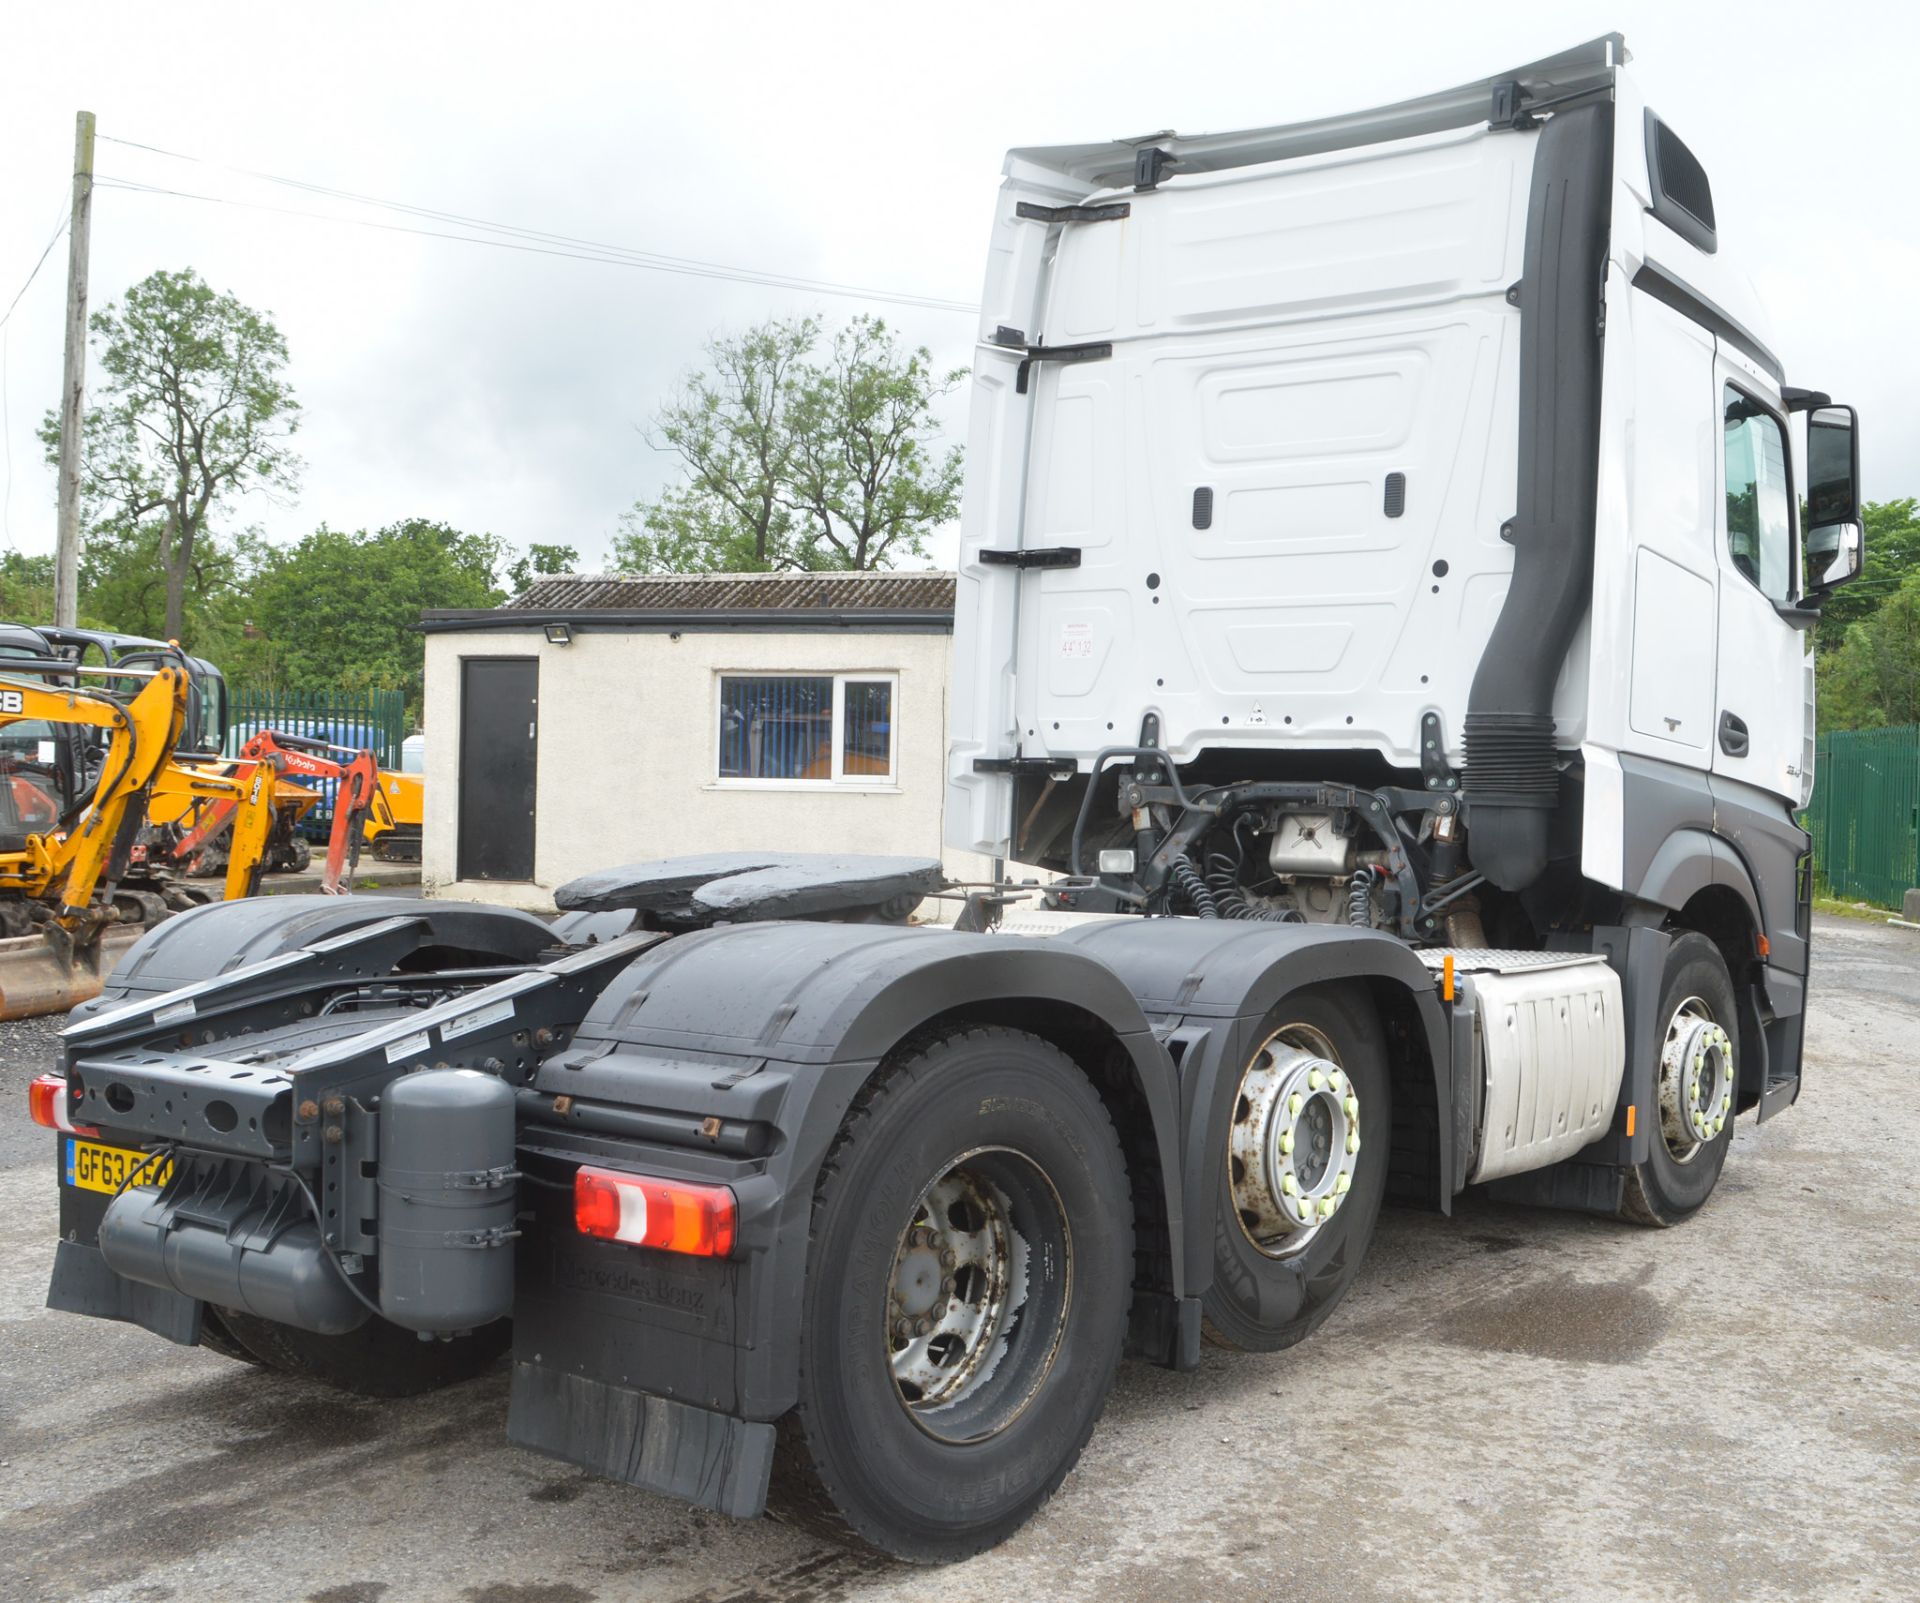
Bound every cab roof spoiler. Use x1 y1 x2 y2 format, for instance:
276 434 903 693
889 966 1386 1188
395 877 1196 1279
1007 33 1628 192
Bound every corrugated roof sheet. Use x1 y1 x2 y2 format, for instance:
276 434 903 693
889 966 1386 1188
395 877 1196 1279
501 570 956 613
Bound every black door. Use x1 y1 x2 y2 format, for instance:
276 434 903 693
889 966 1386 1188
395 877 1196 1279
458 657 538 881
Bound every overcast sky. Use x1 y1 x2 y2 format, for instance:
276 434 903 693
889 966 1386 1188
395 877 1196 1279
1 1 1913 580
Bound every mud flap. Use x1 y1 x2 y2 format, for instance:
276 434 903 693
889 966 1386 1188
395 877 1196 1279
46 1238 202 1346
507 1360 776 1518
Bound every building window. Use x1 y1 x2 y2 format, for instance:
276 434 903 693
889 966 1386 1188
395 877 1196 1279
716 673 896 785
1723 385 1794 603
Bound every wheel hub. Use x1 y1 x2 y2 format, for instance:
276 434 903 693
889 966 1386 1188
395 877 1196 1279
1228 1029 1358 1257
883 1149 1074 1444
1659 999 1733 1162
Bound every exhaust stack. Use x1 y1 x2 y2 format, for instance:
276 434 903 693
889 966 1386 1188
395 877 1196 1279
1464 99 1614 892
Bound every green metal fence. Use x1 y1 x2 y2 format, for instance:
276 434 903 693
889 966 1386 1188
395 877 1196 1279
227 686 408 838
1804 723 1920 909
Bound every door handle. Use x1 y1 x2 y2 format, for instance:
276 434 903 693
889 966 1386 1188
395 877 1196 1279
1718 710 1749 758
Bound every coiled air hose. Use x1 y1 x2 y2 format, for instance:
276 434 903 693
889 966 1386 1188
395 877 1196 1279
1170 855 1219 918
1347 866 1378 929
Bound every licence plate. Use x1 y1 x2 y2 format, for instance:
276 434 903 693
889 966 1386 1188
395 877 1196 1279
64 1137 173 1194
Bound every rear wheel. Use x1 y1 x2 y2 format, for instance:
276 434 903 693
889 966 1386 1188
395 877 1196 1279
1202 984 1391 1353
1620 931 1739 1227
216 1309 510 1397
770 1026 1132 1562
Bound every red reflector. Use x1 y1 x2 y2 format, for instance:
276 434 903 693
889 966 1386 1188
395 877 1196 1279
28 1073 97 1136
574 1166 735 1258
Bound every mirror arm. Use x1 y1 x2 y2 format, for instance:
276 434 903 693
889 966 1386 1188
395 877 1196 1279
1774 599 1823 632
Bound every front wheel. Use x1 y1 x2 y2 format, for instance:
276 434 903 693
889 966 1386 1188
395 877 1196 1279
770 1026 1133 1562
1620 931 1739 1227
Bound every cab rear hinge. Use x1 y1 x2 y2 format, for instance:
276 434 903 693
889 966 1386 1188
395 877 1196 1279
978 546 1082 570
1016 341 1113 394
1015 200 1131 225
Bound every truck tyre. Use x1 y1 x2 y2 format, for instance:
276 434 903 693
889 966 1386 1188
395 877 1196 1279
1620 931 1739 1227
770 1026 1133 1562
195 1306 265 1367
1202 984 1390 1353
215 1308 510 1397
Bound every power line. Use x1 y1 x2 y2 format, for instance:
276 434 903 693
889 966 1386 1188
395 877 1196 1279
93 135 979 315
2 202 72 550
0 207 69 333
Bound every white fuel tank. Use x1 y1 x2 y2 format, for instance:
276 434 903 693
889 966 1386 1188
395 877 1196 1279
1424 950 1626 1185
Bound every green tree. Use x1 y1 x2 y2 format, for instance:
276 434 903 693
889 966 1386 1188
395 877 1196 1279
614 315 962 573
783 316 965 571
616 318 816 573
506 541 580 597
0 550 57 621
1817 567 1920 730
1814 498 1920 648
237 519 504 716
77 522 263 655
41 267 301 644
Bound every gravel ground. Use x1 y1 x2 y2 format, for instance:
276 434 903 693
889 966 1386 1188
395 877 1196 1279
1 914 1914 1603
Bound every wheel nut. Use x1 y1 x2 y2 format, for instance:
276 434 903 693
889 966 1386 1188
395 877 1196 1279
1318 1198 1335 1219
1346 1132 1359 1154
1281 1173 1297 1195
940 1247 956 1269
1328 1071 1344 1092
895 1318 914 1340
1344 1096 1358 1119
1335 1172 1351 1194
1308 1069 1323 1090
1280 1130 1294 1155
1289 1094 1303 1116
915 1317 932 1337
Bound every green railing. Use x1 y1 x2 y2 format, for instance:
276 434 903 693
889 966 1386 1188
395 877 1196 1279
1804 722 1920 909
226 686 408 838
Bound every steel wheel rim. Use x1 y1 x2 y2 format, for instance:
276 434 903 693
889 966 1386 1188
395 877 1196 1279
884 1145 1073 1444
1659 995 1734 1163
1228 1022 1359 1258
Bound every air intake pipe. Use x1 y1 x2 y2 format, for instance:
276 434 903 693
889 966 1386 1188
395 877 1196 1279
1464 99 1614 892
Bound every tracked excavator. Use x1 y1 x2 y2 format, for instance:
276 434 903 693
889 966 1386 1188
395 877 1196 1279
0 647 279 1017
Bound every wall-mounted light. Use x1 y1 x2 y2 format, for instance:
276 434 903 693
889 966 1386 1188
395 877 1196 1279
545 622 573 646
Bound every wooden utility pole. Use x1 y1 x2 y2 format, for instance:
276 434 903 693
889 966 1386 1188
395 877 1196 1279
53 110 95 629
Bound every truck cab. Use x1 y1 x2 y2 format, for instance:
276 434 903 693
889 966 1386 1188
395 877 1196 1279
947 33 1860 1127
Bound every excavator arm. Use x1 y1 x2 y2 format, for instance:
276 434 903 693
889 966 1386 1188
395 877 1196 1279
0 668 189 914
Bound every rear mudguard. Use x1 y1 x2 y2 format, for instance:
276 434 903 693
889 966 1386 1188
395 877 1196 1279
513 917 1449 1410
515 919 1180 1422
1039 919 1456 1284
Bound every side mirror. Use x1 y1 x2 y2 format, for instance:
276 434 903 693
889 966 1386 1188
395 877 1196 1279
1807 519 1864 592
1806 404 1860 526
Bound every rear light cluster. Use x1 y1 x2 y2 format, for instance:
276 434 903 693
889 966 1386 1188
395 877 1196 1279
28 1073 97 1137
574 1166 736 1258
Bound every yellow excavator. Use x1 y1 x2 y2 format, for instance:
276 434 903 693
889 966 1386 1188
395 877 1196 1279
0 655 279 1018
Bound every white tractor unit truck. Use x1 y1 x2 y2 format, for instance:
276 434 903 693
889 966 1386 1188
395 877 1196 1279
33 36 1863 1562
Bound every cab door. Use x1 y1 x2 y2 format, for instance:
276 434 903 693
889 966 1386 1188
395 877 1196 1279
1710 350 1809 804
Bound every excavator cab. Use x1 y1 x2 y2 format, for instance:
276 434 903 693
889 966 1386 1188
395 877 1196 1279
0 625 92 852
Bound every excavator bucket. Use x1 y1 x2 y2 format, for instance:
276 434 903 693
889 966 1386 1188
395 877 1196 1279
0 925 144 1021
